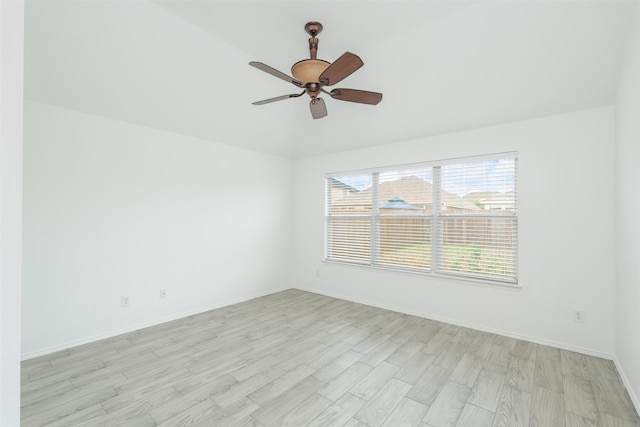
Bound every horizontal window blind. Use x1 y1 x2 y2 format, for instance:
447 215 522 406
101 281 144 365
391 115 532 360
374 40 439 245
376 169 432 270
326 175 372 263
326 153 518 284
326 216 371 263
438 158 517 281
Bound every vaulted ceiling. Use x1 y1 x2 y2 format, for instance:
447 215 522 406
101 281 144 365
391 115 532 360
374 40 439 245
24 1 635 158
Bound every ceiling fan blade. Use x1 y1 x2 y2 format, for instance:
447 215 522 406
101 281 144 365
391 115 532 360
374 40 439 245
310 98 327 119
252 91 305 105
319 52 364 86
330 88 383 105
249 61 303 87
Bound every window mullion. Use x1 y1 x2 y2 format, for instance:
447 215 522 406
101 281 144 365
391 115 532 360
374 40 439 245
371 172 380 265
324 178 330 259
432 166 442 273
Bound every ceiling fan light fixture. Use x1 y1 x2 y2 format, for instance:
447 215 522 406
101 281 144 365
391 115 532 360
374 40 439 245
291 59 330 85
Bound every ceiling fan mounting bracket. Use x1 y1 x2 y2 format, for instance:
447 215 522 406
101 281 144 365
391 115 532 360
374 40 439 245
304 22 323 37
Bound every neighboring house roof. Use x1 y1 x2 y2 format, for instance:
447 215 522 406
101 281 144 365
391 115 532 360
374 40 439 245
332 176 479 211
379 198 423 210
463 191 516 209
332 176 432 208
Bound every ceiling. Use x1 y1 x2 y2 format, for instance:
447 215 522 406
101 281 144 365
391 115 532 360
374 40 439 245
24 1 635 158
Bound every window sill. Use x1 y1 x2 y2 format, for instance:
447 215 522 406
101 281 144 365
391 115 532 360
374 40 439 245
323 258 521 290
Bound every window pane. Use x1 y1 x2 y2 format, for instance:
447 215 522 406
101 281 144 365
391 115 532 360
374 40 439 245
327 216 371 262
328 175 372 214
378 216 431 269
375 169 432 269
378 169 433 215
441 159 516 215
327 174 372 263
439 216 517 280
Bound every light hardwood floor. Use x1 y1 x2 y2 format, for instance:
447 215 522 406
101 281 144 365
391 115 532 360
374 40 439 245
21 289 640 426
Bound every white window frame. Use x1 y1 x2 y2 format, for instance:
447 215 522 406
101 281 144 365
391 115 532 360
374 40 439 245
325 152 518 286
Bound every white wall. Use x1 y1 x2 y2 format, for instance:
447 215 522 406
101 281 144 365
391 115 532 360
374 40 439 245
293 107 616 357
22 101 293 357
0 1 24 424
615 2 640 411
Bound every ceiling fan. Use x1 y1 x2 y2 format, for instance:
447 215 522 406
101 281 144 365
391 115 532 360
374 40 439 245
249 22 383 119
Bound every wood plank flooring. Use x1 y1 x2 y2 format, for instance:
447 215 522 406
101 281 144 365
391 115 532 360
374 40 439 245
21 289 640 426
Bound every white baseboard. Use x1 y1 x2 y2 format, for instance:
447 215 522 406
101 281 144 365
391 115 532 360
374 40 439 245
613 356 640 417
23 284 623 376
21 286 290 360
293 285 615 360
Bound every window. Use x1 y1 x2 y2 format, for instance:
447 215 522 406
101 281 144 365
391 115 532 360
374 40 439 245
325 153 518 284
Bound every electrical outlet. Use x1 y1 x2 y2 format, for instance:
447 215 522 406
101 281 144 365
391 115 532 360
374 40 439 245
160 289 167 299
574 310 585 323
121 296 130 308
